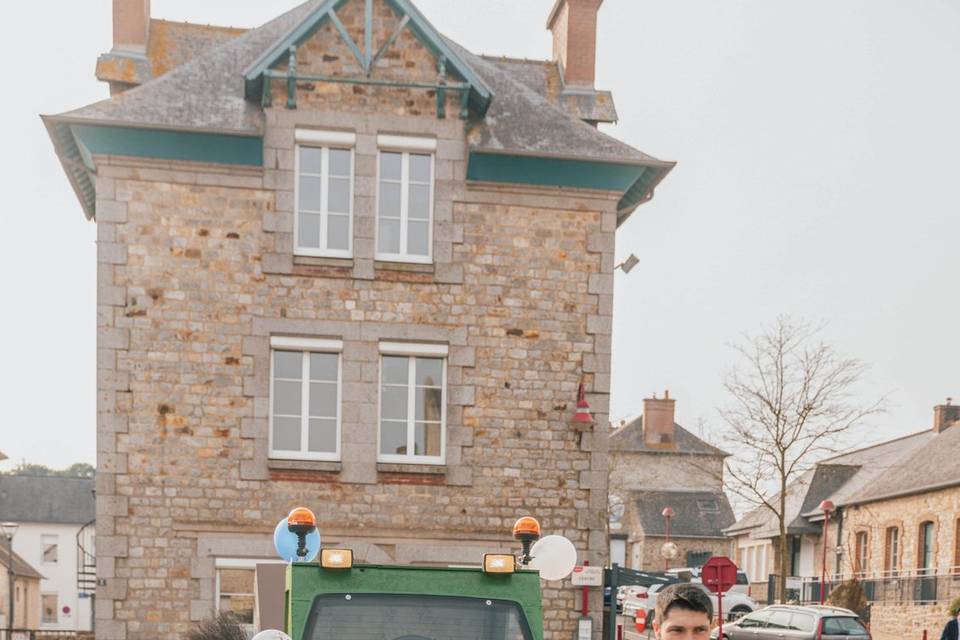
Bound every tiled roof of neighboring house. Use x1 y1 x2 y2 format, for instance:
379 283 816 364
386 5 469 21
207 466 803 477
632 490 736 539
0 475 96 525
50 0 672 169
610 417 729 457
826 427 958 507
0 546 43 580
724 469 813 538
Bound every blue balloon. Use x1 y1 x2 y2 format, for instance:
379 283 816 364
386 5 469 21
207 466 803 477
273 518 321 562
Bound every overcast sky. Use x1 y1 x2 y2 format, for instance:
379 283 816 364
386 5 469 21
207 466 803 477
1 0 957 470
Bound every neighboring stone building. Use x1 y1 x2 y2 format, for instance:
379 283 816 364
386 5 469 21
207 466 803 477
43 1 675 638
0 475 97 633
726 399 960 640
0 542 42 631
608 393 734 571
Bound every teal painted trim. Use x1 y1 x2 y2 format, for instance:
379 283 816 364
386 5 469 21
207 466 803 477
618 166 660 212
386 0 492 114
244 0 340 83
364 0 373 60
327 7 369 72
69 125 263 167
467 152 645 192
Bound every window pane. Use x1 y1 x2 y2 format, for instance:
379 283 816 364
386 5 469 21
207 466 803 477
414 422 441 456
273 417 301 451
378 182 401 218
380 421 407 455
408 184 430 220
42 537 58 564
300 147 323 174
309 353 338 382
329 148 351 176
381 386 408 420
328 177 350 214
274 380 302 415
382 356 408 385
299 175 323 211
791 614 815 632
380 152 402 180
378 219 401 254
328 215 349 251
298 212 321 249
409 153 431 182
274 351 302 379
309 382 337 418
42 594 58 624
416 387 442 422
407 220 429 256
416 358 443 386
308 418 337 453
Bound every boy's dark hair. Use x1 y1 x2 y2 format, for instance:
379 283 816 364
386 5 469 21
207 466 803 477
655 583 714 626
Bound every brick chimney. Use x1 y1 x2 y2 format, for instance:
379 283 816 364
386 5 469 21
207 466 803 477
546 0 603 89
934 398 960 433
113 0 151 55
643 390 676 448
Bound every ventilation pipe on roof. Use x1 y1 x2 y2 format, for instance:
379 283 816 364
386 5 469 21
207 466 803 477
113 0 151 55
546 0 603 89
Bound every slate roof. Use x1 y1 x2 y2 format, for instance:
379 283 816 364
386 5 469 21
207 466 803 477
0 546 43 580
610 417 729 457
632 490 736 539
0 475 96 525
49 0 672 170
727 424 959 540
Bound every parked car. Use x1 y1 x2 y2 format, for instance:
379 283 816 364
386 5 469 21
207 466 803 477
668 566 752 597
710 604 870 640
624 582 758 628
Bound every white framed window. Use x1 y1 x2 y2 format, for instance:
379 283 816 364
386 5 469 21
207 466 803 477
378 342 447 464
41 534 58 564
269 336 343 461
215 558 286 635
294 129 355 258
376 135 436 264
41 593 58 625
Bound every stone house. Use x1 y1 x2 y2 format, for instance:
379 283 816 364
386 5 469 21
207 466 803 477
0 474 97 632
42 1 675 638
726 399 960 640
608 393 735 571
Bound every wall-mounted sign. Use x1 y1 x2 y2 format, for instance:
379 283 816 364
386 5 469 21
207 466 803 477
570 565 603 586
577 617 592 640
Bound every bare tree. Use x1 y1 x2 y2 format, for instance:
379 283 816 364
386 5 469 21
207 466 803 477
720 316 883 602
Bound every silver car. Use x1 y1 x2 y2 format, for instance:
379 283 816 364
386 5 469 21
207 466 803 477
712 604 871 640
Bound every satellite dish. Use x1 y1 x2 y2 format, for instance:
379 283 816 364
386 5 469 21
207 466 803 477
273 518 320 563
529 535 577 581
252 631 292 640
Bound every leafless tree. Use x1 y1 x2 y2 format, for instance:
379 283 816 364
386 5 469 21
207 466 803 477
720 316 883 602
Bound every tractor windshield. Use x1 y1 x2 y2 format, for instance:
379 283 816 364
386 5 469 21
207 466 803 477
303 594 533 640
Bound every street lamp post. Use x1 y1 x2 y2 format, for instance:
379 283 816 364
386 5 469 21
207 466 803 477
662 507 675 571
818 501 834 605
0 522 19 635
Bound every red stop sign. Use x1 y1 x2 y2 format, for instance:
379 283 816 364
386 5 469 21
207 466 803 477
701 556 738 594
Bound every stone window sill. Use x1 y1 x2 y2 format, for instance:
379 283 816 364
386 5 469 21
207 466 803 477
268 458 342 473
376 462 447 475
294 255 354 268
374 260 434 273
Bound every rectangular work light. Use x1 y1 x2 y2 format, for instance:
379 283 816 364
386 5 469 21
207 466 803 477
320 548 354 569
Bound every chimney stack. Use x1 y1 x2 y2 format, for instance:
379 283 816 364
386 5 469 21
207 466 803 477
643 390 676 448
546 0 603 89
934 398 960 433
113 0 151 55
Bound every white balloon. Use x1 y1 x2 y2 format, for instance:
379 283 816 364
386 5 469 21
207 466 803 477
252 631 292 640
529 534 578 581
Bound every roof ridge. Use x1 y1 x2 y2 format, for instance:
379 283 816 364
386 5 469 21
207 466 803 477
820 428 932 462
151 18 249 32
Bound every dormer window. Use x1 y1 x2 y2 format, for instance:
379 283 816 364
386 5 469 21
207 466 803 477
294 129 355 258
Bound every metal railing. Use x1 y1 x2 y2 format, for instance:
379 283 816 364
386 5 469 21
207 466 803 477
795 568 960 605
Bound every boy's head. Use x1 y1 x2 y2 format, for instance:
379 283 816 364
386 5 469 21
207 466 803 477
653 584 714 639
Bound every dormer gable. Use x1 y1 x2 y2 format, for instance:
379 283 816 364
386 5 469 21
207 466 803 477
243 0 493 119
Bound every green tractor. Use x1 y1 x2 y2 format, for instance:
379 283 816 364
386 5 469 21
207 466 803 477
263 510 575 640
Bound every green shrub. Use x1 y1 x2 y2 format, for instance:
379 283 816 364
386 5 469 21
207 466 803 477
185 612 247 640
826 579 868 617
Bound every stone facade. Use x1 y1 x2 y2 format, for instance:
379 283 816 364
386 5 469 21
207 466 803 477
91 5 618 638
